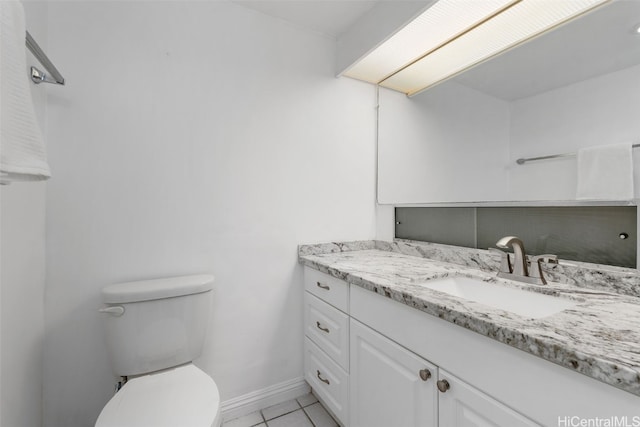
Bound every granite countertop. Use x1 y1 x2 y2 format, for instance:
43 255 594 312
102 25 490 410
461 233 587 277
298 241 640 397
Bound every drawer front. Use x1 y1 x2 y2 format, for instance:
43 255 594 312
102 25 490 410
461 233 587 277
305 292 350 371
304 337 349 426
304 267 349 312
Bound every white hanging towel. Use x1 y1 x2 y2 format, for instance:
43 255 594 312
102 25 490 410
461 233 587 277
0 0 51 182
576 143 634 200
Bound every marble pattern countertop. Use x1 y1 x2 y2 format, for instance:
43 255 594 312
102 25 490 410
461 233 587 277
298 241 640 397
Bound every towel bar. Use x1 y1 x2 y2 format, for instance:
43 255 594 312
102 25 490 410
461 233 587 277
516 143 640 165
25 31 65 85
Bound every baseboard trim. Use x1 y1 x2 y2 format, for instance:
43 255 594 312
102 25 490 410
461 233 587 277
220 377 310 422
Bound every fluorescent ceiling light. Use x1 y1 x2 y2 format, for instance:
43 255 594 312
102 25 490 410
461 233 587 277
344 0 610 96
342 0 520 83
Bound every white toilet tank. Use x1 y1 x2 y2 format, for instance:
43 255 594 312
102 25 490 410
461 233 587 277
100 275 214 377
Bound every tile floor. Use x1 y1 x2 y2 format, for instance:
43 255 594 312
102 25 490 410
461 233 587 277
222 392 339 427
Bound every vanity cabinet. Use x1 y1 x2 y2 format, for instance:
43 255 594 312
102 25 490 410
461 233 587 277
304 267 535 427
349 281 640 426
303 266 639 426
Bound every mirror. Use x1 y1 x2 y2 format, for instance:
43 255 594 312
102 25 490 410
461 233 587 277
377 0 640 204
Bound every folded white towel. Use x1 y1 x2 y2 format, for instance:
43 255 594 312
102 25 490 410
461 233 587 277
576 143 634 200
0 0 51 182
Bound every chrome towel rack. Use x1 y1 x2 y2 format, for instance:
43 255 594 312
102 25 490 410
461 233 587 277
516 143 640 165
26 31 65 85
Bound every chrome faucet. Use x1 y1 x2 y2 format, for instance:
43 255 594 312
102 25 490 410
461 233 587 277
496 236 529 277
492 236 558 285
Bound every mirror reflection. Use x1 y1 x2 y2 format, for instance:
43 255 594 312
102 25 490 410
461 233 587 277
378 0 640 204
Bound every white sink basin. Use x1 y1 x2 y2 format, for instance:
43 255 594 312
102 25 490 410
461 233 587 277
422 276 577 319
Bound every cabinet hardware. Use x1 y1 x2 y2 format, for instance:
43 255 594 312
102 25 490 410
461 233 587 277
316 321 330 333
419 369 432 381
317 370 330 385
98 306 125 316
316 282 330 290
437 379 450 393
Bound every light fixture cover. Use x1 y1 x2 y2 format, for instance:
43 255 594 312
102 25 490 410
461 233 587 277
343 0 519 84
345 0 610 96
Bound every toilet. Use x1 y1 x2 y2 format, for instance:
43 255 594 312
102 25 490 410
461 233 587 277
95 274 221 427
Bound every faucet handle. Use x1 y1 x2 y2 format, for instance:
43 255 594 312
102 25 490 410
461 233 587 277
531 254 558 264
489 248 512 274
529 254 558 285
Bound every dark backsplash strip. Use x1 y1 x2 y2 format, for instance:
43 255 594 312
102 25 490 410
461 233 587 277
396 206 637 268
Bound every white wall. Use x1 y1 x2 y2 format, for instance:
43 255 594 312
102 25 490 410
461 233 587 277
377 83 510 203
0 2 48 426
43 2 377 426
509 63 640 201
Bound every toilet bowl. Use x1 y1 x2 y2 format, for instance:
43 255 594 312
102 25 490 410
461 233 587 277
95 363 220 427
95 275 220 427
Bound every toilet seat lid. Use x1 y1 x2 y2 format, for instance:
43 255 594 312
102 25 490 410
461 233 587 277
95 364 220 427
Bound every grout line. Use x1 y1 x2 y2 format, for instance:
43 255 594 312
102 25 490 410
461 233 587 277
301 407 316 427
298 399 312 408
262 400 303 423
265 408 312 427
226 394 321 427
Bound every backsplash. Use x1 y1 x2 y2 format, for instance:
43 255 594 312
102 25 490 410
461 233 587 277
299 239 640 298
395 206 637 268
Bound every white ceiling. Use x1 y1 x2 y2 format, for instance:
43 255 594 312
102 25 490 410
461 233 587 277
230 0 382 37
230 0 640 101
452 0 640 100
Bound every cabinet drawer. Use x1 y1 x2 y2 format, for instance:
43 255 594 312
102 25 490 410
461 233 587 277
304 337 349 426
305 292 349 371
304 267 349 312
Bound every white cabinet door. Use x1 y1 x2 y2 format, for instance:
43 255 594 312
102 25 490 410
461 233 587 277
349 319 438 427
437 369 540 427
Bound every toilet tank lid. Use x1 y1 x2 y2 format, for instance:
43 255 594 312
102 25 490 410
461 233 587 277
102 274 214 304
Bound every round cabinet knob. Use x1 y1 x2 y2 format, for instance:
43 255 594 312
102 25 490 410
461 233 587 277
419 369 431 381
437 379 450 393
